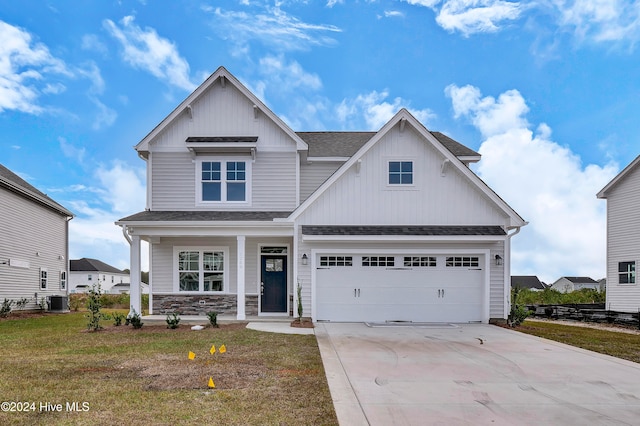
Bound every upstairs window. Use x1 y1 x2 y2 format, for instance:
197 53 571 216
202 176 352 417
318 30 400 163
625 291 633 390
40 268 48 290
619 261 636 284
389 161 413 185
199 159 250 204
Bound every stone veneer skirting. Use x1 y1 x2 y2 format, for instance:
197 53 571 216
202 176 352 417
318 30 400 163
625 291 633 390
153 294 259 316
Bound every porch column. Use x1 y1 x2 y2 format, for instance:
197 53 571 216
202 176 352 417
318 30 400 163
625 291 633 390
129 235 142 318
236 236 246 320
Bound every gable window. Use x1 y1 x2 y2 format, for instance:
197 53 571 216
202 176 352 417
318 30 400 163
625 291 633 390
60 271 67 290
199 158 250 204
389 161 413 185
176 248 226 292
40 268 48 290
618 261 635 284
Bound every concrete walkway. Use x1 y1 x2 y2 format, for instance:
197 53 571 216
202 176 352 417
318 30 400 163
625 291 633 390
315 322 640 426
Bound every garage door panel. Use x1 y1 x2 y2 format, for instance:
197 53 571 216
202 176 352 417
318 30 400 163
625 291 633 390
316 253 485 323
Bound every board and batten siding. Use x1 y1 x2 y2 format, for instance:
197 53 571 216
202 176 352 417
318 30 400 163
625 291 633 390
300 161 343 202
297 126 509 226
150 151 297 211
605 164 640 312
0 188 69 310
149 81 298 153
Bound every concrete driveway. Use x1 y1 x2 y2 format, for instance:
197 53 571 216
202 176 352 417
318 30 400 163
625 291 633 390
315 323 640 425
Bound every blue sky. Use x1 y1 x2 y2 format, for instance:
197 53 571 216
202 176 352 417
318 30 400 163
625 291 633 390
1 1 639 283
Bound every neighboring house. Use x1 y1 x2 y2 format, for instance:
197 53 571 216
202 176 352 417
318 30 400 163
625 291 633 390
0 164 73 310
550 277 600 293
597 155 640 312
110 281 150 295
69 258 130 294
511 276 546 291
116 66 527 323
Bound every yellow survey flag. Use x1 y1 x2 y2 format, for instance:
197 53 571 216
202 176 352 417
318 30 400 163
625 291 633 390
219 344 226 354
188 351 196 360
208 377 215 388
209 344 216 355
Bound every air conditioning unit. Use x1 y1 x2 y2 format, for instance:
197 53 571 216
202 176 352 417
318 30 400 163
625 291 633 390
49 295 69 312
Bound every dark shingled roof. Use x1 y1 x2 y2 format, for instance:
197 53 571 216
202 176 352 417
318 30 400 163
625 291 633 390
301 225 505 236
564 277 598 284
511 275 546 290
118 210 292 222
295 131 480 159
70 258 124 274
0 163 73 217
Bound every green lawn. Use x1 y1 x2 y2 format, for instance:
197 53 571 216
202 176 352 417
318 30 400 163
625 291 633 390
0 312 337 425
515 319 640 364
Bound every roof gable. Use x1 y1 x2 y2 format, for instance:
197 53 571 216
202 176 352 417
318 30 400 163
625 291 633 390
597 155 640 198
70 258 124 274
0 164 73 217
289 109 525 228
135 66 308 157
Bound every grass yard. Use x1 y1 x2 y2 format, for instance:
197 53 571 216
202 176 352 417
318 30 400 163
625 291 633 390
0 312 338 426
515 319 640 364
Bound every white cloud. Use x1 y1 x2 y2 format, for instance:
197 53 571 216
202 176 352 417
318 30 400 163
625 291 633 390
0 20 69 113
211 5 342 52
103 16 196 91
446 83 618 282
258 55 322 92
67 161 148 270
551 0 640 45
402 0 523 36
338 90 436 130
58 136 86 163
383 10 406 18
81 34 109 57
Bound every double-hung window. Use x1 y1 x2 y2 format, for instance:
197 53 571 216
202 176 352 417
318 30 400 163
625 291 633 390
618 261 636 284
176 248 226 292
199 159 250 204
40 268 48 290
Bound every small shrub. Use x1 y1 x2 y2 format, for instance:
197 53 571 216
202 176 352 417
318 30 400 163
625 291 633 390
112 312 126 326
166 312 180 329
297 281 303 321
15 298 29 311
0 299 14 318
86 284 107 331
508 287 529 327
128 310 143 329
39 297 47 311
207 311 218 328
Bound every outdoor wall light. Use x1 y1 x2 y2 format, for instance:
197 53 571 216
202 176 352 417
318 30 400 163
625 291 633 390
495 254 503 266
301 254 308 265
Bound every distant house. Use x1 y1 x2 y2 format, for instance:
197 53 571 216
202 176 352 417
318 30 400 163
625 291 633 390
511 276 546 291
550 277 600 293
0 164 73 310
597 155 640 312
69 258 129 294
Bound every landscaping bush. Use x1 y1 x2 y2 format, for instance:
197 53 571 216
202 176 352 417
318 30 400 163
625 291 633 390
516 287 605 305
0 299 13 318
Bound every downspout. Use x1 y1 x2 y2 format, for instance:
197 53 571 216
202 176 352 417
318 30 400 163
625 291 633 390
121 224 132 244
505 224 526 318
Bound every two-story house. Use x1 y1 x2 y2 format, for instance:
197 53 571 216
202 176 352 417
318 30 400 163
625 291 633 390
598 155 640 312
116 66 526 323
69 258 130 294
0 164 73 311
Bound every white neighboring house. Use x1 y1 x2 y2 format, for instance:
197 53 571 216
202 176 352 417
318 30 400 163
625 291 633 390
0 164 73 310
597 155 640 312
550 276 600 293
69 258 130 294
116 66 527 323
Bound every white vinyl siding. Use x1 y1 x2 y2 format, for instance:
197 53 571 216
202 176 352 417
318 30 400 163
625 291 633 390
150 151 296 211
605 164 640 312
300 161 343 202
297 126 509 226
0 188 69 310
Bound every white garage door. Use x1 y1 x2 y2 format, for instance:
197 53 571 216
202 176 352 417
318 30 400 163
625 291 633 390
316 254 484 323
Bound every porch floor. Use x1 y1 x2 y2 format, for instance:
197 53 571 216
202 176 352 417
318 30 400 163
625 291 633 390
142 314 293 325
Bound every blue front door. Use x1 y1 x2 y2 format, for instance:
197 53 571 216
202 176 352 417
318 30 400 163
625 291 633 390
261 255 287 312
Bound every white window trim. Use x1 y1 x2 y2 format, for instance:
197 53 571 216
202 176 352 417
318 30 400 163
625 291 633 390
617 260 636 285
385 158 417 189
173 246 230 293
60 270 67 290
195 156 252 206
40 268 48 290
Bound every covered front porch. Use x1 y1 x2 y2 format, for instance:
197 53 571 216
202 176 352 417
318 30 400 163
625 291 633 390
116 212 298 321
